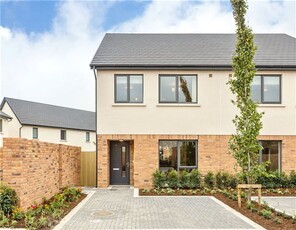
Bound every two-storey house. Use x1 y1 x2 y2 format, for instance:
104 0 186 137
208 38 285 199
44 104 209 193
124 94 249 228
1 97 96 151
90 33 296 188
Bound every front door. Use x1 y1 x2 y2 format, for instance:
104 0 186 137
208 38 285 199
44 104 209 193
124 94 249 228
110 141 130 185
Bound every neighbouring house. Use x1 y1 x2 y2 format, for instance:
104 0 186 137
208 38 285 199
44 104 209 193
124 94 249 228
0 97 96 151
0 111 13 147
90 33 296 188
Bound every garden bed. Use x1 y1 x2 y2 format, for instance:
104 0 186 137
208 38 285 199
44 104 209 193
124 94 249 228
0 187 86 230
139 188 296 230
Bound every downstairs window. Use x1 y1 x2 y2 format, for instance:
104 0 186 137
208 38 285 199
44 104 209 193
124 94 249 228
159 140 197 172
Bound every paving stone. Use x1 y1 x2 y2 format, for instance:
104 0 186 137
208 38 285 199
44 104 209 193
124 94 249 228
60 189 261 229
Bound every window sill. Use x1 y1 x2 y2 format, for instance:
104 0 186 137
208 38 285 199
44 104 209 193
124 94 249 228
257 104 285 108
112 104 146 107
60 140 67 142
156 104 201 107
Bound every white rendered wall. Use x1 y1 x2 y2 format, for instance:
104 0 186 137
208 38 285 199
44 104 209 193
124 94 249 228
96 70 296 135
20 126 96 151
1 102 22 137
0 119 10 147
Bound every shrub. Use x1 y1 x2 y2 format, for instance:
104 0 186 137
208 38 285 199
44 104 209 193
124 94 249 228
259 209 272 219
12 207 24 220
180 170 190 188
256 170 295 188
227 174 238 189
289 171 296 188
215 171 223 189
215 171 237 189
190 169 201 188
152 170 166 188
0 184 18 216
0 211 10 228
204 172 215 189
62 187 82 202
167 170 179 188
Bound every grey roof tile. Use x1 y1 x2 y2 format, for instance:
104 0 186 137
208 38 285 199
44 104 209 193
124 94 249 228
90 33 296 68
1 98 95 131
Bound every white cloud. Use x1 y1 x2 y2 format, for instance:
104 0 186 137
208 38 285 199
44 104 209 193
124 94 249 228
1 0 295 111
247 0 296 36
1 0 113 111
112 1 235 33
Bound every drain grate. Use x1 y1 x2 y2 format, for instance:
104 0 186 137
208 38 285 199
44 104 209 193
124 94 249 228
92 210 114 218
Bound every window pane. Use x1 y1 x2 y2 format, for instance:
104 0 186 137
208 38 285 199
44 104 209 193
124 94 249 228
180 141 196 166
116 76 128 102
130 75 143 103
261 141 280 171
61 130 66 140
86 132 90 142
159 141 177 171
121 146 126 178
251 76 262 102
263 76 280 103
33 128 38 139
0 119 2 132
160 76 177 102
179 76 197 103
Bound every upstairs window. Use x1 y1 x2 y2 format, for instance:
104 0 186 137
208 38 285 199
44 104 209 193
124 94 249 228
0 119 2 132
251 75 281 103
159 75 197 103
60 130 67 141
115 75 143 103
32 127 38 139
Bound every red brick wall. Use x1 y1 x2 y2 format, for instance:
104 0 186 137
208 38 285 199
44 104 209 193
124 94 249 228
59 145 81 188
1 138 81 209
97 134 296 189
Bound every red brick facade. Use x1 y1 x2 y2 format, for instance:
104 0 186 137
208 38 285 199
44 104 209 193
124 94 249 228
97 134 296 189
1 138 81 209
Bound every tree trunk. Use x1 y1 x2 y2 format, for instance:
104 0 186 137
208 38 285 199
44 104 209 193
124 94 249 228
247 153 251 203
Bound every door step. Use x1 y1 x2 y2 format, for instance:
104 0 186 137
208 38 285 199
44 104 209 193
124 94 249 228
108 185 133 190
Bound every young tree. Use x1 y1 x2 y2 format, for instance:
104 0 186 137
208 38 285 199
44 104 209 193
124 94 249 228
228 0 264 202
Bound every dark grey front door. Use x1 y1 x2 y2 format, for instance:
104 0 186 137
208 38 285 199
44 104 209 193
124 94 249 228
110 141 130 185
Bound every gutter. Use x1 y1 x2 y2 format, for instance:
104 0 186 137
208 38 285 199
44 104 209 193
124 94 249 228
93 68 98 188
90 64 296 71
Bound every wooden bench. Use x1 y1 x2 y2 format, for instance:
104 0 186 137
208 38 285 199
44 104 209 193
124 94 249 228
237 184 262 208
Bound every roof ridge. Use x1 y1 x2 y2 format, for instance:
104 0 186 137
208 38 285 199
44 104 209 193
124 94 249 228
3 97 95 113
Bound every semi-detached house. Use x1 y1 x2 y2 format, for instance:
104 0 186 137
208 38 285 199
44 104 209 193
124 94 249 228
90 33 296 188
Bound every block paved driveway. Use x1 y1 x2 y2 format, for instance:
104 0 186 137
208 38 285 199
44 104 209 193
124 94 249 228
57 187 263 230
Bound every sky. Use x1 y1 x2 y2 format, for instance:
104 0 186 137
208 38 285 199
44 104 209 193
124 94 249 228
0 0 295 111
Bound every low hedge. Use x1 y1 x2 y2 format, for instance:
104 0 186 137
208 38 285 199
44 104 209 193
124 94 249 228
153 169 201 189
152 170 296 189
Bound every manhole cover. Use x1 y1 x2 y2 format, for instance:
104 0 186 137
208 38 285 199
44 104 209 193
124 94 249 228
92 210 114 217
